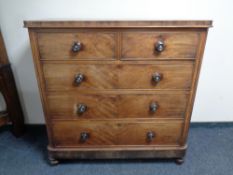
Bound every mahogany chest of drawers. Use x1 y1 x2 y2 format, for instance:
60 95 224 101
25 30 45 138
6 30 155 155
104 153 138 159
25 20 212 164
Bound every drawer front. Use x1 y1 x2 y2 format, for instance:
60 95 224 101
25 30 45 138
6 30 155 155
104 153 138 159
37 32 117 60
121 31 200 59
43 62 194 90
48 92 189 119
52 120 183 147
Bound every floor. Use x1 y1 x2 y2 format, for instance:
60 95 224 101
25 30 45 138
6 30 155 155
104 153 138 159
0 123 233 175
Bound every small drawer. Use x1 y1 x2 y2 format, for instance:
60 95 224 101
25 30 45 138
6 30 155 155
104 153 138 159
52 120 183 147
47 91 189 119
37 31 117 60
121 31 200 60
43 62 194 90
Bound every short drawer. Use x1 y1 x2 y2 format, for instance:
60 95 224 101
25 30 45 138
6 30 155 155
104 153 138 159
52 120 183 147
43 62 194 90
37 32 117 60
48 91 189 119
121 31 200 60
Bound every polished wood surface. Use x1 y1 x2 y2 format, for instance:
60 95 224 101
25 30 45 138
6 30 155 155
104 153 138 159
38 32 117 60
0 32 9 64
43 62 194 90
24 20 212 28
52 119 183 147
0 31 25 136
25 20 211 163
122 31 199 59
47 91 189 119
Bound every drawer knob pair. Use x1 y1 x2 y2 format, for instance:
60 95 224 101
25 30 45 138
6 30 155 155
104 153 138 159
72 42 82 52
155 40 165 52
80 131 155 143
77 103 87 115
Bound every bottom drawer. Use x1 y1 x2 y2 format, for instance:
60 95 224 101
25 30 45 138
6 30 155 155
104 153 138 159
51 120 183 147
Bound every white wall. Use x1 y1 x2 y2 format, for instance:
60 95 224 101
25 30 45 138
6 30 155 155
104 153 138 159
0 0 233 123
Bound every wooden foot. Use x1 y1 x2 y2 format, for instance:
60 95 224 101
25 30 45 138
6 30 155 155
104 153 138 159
175 157 184 165
48 156 59 165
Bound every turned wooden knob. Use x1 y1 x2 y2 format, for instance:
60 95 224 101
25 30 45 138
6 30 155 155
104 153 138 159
80 132 90 142
77 103 87 115
72 42 82 52
155 40 165 52
150 102 158 113
152 72 162 84
74 73 85 85
147 131 155 142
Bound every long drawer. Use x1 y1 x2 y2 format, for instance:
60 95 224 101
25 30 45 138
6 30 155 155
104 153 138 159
52 120 183 147
47 91 189 119
43 62 194 90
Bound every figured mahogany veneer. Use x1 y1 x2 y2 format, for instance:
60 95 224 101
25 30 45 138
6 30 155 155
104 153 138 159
25 20 212 164
43 62 194 90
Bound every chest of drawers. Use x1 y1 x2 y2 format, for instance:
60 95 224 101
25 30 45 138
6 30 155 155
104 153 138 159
25 20 212 164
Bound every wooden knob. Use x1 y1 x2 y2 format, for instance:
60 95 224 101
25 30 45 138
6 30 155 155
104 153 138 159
155 40 165 52
147 131 155 142
150 102 158 113
74 73 85 85
152 72 162 84
72 42 82 52
80 132 90 142
77 103 87 115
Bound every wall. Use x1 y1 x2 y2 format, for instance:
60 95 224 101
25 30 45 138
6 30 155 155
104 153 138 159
0 0 232 123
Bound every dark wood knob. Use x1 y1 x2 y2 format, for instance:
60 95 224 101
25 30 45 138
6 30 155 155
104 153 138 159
77 103 87 115
155 40 165 52
147 131 155 142
152 72 162 83
74 73 85 85
150 102 158 113
72 42 82 52
80 132 90 142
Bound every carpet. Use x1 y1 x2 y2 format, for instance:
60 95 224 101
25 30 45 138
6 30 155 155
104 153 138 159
0 123 233 175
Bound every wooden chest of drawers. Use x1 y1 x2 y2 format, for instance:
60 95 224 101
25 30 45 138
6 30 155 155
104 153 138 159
25 20 212 164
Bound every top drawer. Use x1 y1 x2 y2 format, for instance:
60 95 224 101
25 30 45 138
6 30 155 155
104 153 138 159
121 31 200 60
37 32 117 60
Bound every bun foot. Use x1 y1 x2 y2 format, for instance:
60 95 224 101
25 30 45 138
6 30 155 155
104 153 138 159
48 156 59 165
175 158 184 165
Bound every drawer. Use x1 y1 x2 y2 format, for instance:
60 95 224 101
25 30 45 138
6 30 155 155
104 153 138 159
121 31 200 60
52 120 183 147
43 62 194 90
37 32 117 60
48 91 189 119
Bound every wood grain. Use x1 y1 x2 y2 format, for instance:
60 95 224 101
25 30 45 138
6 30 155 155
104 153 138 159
122 31 200 59
37 32 117 60
52 119 183 147
43 62 194 90
47 91 189 119
0 32 9 64
25 20 212 161
24 20 212 28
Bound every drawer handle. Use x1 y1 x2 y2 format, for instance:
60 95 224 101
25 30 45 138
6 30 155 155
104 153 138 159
150 102 158 113
155 40 165 52
74 73 85 85
147 131 155 142
80 132 90 142
72 42 82 52
77 103 87 115
152 72 162 84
